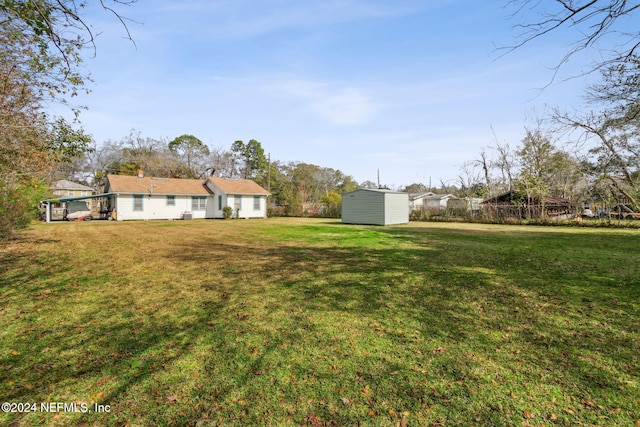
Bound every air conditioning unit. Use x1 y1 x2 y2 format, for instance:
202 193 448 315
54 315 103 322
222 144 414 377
182 211 193 220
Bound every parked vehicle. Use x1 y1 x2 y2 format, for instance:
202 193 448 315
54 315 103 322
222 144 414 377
64 200 93 221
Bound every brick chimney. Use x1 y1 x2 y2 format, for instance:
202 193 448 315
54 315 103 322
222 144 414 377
137 170 144 178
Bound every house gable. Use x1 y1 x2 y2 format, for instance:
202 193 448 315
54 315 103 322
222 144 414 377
206 177 270 196
205 177 270 219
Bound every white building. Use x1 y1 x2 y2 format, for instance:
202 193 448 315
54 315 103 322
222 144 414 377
104 173 269 221
409 192 435 210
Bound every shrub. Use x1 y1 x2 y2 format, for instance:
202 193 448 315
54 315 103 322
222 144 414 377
222 206 233 219
0 178 48 239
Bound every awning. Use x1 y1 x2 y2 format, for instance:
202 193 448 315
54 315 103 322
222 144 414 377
42 193 115 203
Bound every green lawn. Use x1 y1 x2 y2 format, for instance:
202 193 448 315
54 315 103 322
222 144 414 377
1 218 638 426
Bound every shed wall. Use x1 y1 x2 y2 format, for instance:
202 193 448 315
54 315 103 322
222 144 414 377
342 190 385 225
383 193 410 225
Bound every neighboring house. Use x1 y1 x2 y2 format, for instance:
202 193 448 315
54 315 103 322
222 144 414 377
103 173 269 221
410 193 460 211
342 189 409 225
409 192 435 210
49 180 96 219
52 180 95 198
422 193 458 210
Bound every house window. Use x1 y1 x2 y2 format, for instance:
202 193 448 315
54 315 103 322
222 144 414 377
192 196 207 210
253 196 260 210
166 195 176 206
133 195 144 211
218 195 222 210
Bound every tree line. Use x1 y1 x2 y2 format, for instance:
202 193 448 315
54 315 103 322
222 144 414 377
61 131 362 218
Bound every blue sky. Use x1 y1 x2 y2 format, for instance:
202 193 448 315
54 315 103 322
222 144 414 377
68 0 601 188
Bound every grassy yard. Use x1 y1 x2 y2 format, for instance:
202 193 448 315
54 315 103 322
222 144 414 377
1 218 638 426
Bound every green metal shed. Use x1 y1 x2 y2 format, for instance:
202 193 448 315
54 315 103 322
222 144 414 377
341 189 409 225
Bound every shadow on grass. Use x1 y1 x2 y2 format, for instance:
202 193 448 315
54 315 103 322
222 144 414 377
1 223 638 425
159 226 639 424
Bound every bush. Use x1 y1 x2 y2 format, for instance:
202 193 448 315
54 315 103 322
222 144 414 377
0 178 48 239
267 205 286 217
222 206 233 219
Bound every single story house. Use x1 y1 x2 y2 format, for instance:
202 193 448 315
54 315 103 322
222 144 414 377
342 189 409 225
103 173 269 221
423 193 458 210
409 192 435 210
410 193 460 211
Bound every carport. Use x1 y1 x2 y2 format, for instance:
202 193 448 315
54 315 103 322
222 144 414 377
41 193 114 223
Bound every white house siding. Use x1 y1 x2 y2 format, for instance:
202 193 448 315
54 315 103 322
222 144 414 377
409 192 435 210
113 194 212 220
423 194 457 210
204 181 268 219
226 195 267 219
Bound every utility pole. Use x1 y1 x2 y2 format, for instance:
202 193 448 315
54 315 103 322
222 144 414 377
377 169 380 189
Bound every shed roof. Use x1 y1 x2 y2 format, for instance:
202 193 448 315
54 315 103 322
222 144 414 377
344 188 407 195
207 177 270 195
105 174 211 195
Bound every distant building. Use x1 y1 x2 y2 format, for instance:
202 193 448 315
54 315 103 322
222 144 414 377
48 180 97 220
52 180 95 198
409 192 435 210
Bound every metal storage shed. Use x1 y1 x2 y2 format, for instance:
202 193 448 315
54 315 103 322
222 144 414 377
341 189 409 225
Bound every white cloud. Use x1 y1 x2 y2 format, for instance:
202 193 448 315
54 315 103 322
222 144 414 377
272 77 379 125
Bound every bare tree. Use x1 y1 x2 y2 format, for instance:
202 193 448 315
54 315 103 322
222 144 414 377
493 142 516 193
555 109 640 209
475 149 492 196
503 0 640 78
458 161 485 197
